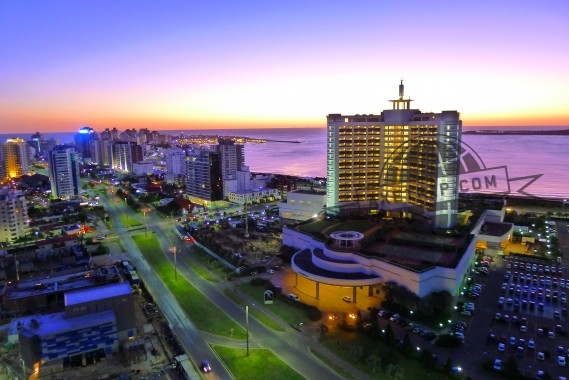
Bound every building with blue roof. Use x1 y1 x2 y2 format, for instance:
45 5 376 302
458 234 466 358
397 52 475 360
17 282 135 372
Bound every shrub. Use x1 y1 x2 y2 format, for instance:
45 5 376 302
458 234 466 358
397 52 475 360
250 277 269 287
435 334 462 347
306 305 323 321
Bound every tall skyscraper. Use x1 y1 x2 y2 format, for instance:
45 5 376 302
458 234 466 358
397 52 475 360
326 81 461 229
0 137 31 181
92 138 114 167
164 147 187 175
47 146 81 199
0 187 30 243
29 132 44 157
217 138 245 180
74 126 97 161
186 148 223 204
112 141 143 172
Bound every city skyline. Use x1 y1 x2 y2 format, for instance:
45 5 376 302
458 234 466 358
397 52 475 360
1 1 568 133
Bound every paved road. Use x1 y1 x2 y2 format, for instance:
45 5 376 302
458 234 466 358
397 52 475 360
100 191 358 380
101 192 233 379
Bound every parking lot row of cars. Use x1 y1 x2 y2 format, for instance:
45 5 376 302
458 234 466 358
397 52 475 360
492 256 569 379
500 261 568 320
377 309 437 341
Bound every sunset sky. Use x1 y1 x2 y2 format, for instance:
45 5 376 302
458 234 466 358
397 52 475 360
1 1 568 133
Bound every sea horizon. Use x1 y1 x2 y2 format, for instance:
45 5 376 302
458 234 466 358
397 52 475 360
1 127 568 200
2 124 569 137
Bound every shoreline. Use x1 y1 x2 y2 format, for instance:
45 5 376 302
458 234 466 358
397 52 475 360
463 129 569 135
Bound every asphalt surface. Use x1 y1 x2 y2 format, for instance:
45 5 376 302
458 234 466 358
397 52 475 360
99 190 361 380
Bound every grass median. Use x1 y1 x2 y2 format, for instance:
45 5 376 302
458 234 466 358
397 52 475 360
212 345 305 380
122 213 142 228
238 283 308 326
223 289 286 332
132 233 246 338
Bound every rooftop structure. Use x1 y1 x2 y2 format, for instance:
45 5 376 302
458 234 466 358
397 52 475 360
326 81 462 229
285 208 511 300
65 281 132 307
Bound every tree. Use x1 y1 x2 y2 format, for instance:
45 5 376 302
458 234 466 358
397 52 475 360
401 332 412 354
444 357 453 375
349 344 364 362
385 363 403 380
384 323 396 347
365 354 382 374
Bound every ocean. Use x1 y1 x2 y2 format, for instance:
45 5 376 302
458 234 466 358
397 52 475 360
2 128 568 200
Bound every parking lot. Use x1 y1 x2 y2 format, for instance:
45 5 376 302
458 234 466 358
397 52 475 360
452 245 569 380
489 255 569 378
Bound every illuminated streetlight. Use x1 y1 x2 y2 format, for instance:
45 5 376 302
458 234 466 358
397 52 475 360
20 357 25 379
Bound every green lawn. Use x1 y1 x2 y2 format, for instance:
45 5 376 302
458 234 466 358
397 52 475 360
295 220 338 235
122 213 142 228
212 345 305 380
132 234 246 338
238 283 309 326
320 330 456 380
187 246 234 280
223 289 286 332
309 348 359 380
180 254 220 282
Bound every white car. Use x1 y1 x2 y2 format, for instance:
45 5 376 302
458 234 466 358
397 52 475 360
498 343 505 352
537 352 545 361
558 356 566 367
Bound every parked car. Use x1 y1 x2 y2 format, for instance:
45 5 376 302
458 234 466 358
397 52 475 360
288 293 300 301
527 339 535 350
493 359 502 371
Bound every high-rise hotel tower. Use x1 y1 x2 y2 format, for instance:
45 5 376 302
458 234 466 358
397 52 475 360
47 146 81 199
326 81 462 229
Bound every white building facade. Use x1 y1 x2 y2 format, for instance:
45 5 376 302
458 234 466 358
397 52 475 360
47 146 81 199
0 187 30 243
279 190 326 223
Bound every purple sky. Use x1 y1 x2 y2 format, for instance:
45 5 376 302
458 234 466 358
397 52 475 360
1 0 568 133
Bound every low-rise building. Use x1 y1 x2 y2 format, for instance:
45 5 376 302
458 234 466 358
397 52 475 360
17 281 136 372
279 189 326 223
284 208 506 300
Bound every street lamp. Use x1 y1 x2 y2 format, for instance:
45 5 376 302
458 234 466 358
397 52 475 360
143 209 148 237
169 246 178 281
244 194 251 239
246 305 250 356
